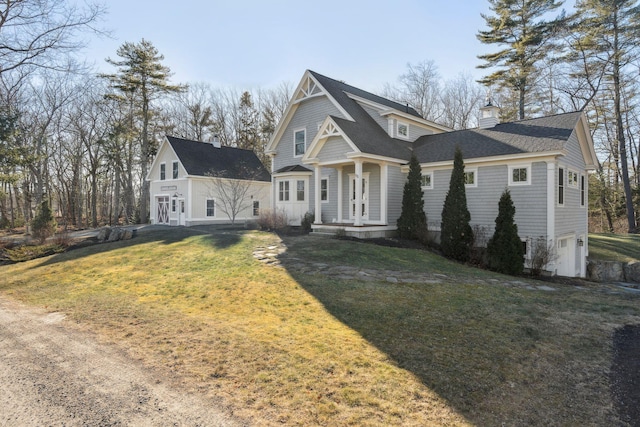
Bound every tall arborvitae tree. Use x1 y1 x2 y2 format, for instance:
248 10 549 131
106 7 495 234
102 39 184 224
397 154 427 239
571 0 639 233
441 147 473 261
31 200 56 243
487 189 524 275
477 0 565 120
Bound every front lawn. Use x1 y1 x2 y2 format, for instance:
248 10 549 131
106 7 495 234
1 226 638 426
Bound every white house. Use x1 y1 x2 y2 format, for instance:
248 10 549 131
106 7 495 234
265 70 599 277
147 136 271 226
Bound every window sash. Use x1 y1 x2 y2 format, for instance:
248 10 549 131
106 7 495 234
253 201 260 216
160 164 166 180
397 122 408 138
320 179 328 201
279 181 289 201
294 130 305 156
206 199 215 217
512 168 527 182
421 173 432 188
464 171 475 186
172 162 179 179
297 180 305 201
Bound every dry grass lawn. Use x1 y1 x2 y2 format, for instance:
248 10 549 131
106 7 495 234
1 226 639 426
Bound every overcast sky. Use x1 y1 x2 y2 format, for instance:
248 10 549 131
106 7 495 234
85 0 499 93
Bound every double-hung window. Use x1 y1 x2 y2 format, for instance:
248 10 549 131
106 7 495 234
296 180 305 201
320 178 328 202
206 199 215 217
172 161 179 179
160 163 166 180
253 201 260 216
279 181 290 201
580 175 586 207
294 129 306 156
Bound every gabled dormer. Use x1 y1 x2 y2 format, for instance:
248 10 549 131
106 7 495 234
342 92 451 140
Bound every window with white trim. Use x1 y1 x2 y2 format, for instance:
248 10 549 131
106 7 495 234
397 121 409 139
296 180 305 201
421 172 433 189
320 178 328 202
172 161 179 179
464 169 477 187
171 198 176 213
279 181 289 201
160 163 166 180
558 167 565 206
294 129 306 156
580 174 586 207
568 170 578 188
253 201 260 216
206 199 215 217
509 165 530 185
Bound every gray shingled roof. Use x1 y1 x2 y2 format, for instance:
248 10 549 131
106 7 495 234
274 165 312 174
166 136 271 182
413 112 583 163
309 71 415 160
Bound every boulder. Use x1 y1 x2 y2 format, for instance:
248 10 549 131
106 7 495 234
107 227 123 242
97 227 111 242
623 262 640 284
587 259 625 282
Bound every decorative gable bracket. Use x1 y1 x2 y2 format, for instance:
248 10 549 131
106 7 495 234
294 75 323 103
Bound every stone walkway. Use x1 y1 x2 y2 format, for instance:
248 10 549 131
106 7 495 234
252 239 562 292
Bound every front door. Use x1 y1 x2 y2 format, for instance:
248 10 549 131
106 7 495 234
178 199 186 225
157 196 169 224
349 173 369 221
556 237 576 277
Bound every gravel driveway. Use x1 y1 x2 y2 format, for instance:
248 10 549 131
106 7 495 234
0 296 240 426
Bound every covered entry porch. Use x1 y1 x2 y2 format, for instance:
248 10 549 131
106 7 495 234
308 157 399 238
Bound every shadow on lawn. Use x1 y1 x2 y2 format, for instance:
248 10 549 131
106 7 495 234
276 237 626 426
33 225 243 268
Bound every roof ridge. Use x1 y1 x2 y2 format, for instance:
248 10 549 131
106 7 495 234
505 110 582 125
307 70 422 118
165 135 259 153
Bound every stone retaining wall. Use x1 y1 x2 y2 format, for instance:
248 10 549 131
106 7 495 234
587 259 640 284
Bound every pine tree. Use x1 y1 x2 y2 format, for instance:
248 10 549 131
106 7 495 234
236 91 260 152
477 0 565 120
570 0 639 233
102 39 185 224
487 189 524 275
397 154 427 239
31 200 57 244
440 147 473 261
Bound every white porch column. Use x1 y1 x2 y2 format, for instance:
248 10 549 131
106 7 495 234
354 160 363 226
380 163 388 225
314 165 322 224
337 167 343 222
